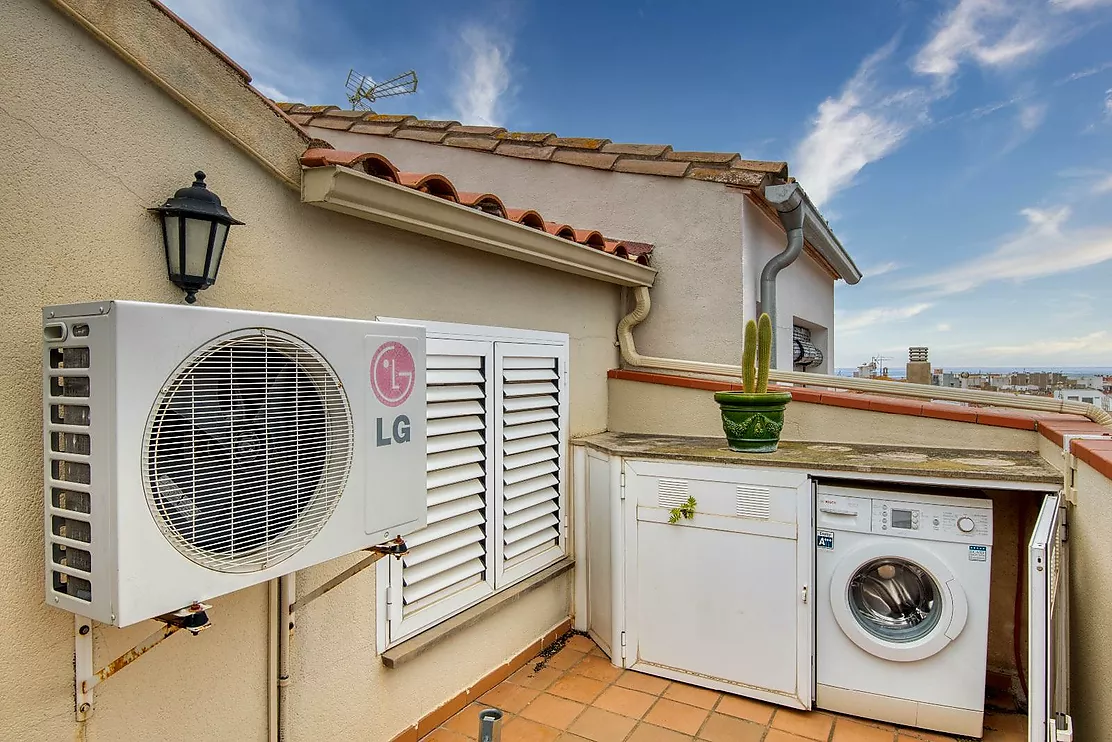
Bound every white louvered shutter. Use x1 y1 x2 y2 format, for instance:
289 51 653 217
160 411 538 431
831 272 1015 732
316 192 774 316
387 339 495 642
494 342 569 586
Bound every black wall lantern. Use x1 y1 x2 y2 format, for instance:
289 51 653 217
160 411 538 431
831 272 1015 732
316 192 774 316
150 171 244 304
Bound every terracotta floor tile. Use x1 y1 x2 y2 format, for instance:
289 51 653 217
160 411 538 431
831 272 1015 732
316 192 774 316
510 665 564 691
480 683 542 714
555 734 594 742
589 645 608 657
564 635 597 653
615 671 671 696
662 682 722 710
567 707 638 742
593 685 657 719
548 674 608 704
832 717 898 742
983 730 1025 742
895 729 960 741
626 724 696 742
441 702 488 738
765 730 818 742
696 712 764 742
714 694 775 725
548 648 587 670
771 708 835 741
420 728 472 742
643 699 710 736
569 654 623 683
501 717 562 742
520 694 587 730
984 713 1026 734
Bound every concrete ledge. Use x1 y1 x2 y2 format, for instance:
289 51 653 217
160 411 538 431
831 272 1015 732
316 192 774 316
382 558 574 669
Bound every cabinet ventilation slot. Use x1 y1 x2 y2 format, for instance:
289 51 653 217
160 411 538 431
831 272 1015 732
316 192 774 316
736 485 771 519
657 479 689 509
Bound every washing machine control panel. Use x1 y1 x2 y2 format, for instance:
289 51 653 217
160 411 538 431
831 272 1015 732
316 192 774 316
871 500 991 539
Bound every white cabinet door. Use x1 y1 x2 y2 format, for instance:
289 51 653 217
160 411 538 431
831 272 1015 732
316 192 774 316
1029 494 1072 742
623 459 813 709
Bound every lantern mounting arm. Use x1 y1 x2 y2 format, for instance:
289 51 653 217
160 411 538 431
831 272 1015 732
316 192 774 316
74 603 212 721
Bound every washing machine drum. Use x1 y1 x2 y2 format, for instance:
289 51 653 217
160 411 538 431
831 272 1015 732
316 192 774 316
831 543 969 662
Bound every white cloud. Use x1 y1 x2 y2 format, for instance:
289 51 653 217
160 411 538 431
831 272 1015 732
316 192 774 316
840 302 934 333
861 261 902 278
984 331 1112 359
1056 60 1112 84
794 40 927 206
450 25 513 126
1017 102 1047 132
936 323 953 332
913 0 1048 88
1095 174 1112 193
902 206 1112 294
1050 0 1112 10
1105 88 1112 118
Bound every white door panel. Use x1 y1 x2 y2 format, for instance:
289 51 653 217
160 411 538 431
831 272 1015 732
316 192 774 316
1029 494 1071 742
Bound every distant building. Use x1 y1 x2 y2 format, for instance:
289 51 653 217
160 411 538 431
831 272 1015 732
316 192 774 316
1055 388 1111 411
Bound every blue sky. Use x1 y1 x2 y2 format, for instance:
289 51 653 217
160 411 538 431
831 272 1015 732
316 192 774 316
166 0 1112 368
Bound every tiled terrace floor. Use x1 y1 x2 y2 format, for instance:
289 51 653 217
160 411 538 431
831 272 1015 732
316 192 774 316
422 636 1026 742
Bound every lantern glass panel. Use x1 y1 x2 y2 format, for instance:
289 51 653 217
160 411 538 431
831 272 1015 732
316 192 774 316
164 216 182 275
208 223 229 281
184 218 213 277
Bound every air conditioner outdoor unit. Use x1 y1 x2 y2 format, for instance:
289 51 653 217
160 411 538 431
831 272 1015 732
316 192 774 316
43 301 427 627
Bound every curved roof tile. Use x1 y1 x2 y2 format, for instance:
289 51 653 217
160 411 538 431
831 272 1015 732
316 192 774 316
300 148 653 266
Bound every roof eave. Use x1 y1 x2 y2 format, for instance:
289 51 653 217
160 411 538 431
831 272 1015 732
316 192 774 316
301 165 658 288
795 185 861 285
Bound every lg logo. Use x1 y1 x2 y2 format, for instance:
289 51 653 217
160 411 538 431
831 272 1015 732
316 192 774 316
370 341 416 448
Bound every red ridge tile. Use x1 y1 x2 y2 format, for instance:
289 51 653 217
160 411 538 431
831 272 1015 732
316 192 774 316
505 208 547 230
397 172 459 201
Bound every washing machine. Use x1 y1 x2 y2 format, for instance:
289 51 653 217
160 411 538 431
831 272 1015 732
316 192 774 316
815 483 993 738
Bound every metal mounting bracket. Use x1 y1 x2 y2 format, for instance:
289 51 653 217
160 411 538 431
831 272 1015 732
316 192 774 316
291 537 407 613
74 603 212 721
1061 433 1112 505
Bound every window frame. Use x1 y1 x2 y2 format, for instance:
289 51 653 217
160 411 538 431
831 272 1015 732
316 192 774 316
375 318 570 652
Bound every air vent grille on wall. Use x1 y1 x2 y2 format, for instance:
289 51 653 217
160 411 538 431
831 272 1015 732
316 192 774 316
657 478 690 509
142 330 353 573
736 485 771 519
46 345 94 602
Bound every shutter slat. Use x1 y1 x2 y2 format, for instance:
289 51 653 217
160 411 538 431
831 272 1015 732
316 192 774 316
405 510 484 548
504 499 558 530
504 407 559 427
505 473 559 501
505 486 559 512
403 574 483 614
428 416 484 437
502 420 558 441
428 447 485 473
502 356 556 370
429 400 485 420
503 459 558 486
502 382 558 398
504 525 558 560
503 433 559 456
428 354 482 369
402 542 484 585
504 513 558 544
403 558 485 604
427 384 483 403
503 394 557 413
427 462 485 490
404 526 484 567
503 368 558 382
427 494 484 525
503 447 558 472
427 430 484 455
427 478 485 507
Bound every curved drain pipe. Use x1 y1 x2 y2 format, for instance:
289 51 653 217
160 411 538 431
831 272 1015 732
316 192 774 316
616 285 1112 427
759 184 807 367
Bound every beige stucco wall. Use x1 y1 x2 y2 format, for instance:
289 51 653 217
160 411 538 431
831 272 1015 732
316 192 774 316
607 377 1040 451
0 1 611 739
312 128 839 369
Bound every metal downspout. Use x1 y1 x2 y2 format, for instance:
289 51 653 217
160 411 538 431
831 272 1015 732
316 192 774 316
759 184 807 367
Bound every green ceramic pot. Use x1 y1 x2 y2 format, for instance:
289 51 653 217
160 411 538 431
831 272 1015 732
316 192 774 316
713 391 792 453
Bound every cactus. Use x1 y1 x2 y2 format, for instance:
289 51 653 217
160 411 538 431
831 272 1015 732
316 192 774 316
757 313 772 393
741 313 773 394
742 319 757 393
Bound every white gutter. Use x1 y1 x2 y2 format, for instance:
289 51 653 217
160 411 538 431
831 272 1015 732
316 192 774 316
617 286 1112 427
301 166 658 288
760 183 861 285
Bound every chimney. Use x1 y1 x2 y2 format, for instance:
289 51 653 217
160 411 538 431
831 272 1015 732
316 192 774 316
907 347 931 385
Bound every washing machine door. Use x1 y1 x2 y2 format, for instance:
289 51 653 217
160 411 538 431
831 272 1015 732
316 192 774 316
829 540 969 662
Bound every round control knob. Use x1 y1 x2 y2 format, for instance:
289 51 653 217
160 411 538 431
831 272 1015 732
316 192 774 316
957 516 976 533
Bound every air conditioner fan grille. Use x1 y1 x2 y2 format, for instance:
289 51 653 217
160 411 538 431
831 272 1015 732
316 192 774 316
143 330 353 573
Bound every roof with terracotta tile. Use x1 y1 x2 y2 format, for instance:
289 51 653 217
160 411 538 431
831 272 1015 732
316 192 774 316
279 104 789 187
300 148 653 265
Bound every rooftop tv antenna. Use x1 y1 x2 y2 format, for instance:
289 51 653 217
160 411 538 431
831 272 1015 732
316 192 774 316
345 69 418 110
